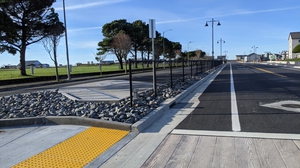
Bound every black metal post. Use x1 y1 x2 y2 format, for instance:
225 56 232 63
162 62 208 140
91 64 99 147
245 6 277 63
195 60 198 75
129 59 133 107
182 60 185 82
200 60 203 74
170 60 173 88
207 60 209 70
207 60 209 71
190 60 193 77
153 60 157 96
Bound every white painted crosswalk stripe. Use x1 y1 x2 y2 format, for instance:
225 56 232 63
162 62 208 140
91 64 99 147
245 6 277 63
230 64 241 132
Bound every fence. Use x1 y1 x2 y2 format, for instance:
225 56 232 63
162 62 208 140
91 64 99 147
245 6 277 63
128 59 223 106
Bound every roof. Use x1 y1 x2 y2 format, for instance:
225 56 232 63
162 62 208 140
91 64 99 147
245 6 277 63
17 60 41 66
25 60 40 64
289 32 300 39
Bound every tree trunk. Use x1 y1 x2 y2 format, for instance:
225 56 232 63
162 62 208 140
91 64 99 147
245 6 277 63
118 59 123 69
134 48 138 68
53 40 59 81
124 60 127 74
54 61 59 81
20 45 27 76
141 52 144 70
54 56 59 81
147 51 150 67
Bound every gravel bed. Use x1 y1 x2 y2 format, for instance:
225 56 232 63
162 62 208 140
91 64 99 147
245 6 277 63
0 71 212 124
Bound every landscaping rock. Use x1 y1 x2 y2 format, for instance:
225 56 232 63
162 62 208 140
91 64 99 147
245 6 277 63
0 73 212 123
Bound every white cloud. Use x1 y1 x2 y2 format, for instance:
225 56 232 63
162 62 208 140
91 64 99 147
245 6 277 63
68 26 102 32
157 17 204 24
210 6 300 18
55 0 130 11
157 6 300 25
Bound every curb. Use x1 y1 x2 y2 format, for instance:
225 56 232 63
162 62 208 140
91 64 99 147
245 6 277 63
0 116 131 131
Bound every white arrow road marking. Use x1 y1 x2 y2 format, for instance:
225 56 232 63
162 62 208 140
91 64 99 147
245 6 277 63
260 100 300 113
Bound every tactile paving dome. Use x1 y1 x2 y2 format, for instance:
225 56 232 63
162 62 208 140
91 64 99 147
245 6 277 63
12 127 129 168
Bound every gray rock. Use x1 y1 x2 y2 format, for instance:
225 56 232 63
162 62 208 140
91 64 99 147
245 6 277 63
0 72 209 124
125 117 135 123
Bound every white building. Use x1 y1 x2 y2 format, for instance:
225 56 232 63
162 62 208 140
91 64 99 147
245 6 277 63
288 32 300 59
244 53 261 62
17 60 49 68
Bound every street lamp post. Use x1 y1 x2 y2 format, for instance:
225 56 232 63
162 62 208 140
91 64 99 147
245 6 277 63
224 50 228 62
217 38 225 59
63 0 71 80
205 18 221 67
252 46 258 53
188 41 192 65
163 29 172 60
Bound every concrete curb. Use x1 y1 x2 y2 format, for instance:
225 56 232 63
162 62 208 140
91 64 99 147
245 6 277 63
131 65 225 132
0 116 131 131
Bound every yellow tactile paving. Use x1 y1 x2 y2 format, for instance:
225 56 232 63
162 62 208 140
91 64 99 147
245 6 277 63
12 127 129 168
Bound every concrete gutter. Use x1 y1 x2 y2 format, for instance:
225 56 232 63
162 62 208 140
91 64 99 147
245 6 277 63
0 116 131 131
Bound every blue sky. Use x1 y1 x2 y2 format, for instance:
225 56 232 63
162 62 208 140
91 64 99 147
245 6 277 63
1 0 300 66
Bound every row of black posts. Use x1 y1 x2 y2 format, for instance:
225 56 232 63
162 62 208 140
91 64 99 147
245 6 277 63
128 59 224 106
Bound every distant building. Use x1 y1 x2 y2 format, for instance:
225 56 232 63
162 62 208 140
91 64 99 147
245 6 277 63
280 51 288 60
263 52 270 61
288 32 300 59
41 64 50 68
2 65 17 69
236 55 247 61
101 60 114 65
17 60 49 68
203 56 213 60
236 53 261 62
244 53 261 62
217 56 226 61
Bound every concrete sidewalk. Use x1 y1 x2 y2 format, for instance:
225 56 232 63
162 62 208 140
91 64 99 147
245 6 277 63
58 79 153 102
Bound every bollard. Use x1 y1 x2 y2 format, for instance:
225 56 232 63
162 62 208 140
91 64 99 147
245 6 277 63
133 88 139 100
30 65 34 74
69 65 72 72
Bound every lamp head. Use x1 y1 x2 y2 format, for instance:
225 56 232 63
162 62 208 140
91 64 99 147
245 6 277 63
205 22 208 27
217 21 221 26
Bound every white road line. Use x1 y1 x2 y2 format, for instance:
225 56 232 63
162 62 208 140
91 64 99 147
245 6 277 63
230 64 241 132
171 129 300 140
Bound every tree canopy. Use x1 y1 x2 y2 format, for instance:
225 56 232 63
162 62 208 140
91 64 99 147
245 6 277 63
0 0 63 75
111 33 131 71
293 44 300 53
97 19 184 68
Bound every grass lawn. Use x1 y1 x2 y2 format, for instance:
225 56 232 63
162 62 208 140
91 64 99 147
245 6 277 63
284 58 300 62
0 63 165 80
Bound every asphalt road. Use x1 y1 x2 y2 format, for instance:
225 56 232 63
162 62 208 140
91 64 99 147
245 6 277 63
176 62 300 134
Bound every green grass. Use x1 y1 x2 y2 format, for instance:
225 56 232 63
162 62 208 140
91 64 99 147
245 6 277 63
284 58 300 62
0 65 121 80
0 63 165 80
